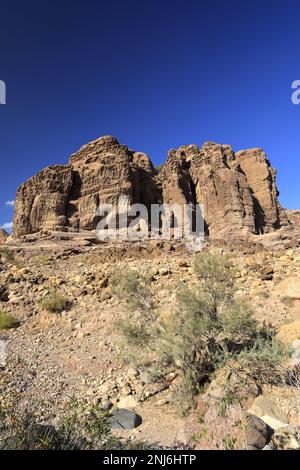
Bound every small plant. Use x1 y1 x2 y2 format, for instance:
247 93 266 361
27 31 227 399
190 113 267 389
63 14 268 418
30 254 51 266
0 400 120 450
281 296 295 308
236 336 290 385
0 310 19 330
111 268 158 360
39 292 68 313
115 320 149 348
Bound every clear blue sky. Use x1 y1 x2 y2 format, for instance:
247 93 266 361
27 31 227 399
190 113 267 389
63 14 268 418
1 0 300 230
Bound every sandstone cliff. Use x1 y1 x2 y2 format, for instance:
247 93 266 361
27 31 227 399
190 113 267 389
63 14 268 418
13 136 289 238
0 229 8 243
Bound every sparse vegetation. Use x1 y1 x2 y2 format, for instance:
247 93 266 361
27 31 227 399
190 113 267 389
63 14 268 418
155 164 164 173
39 292 69 313
114 251 289 415
0 310 19 330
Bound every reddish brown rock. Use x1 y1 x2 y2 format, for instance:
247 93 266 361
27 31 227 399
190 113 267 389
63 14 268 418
236 148 289 233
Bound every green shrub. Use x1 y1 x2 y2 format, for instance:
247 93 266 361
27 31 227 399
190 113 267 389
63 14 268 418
111 268 153 313
0 310 19 330
39 292 68 313
0 247 15 264
0 401 119 450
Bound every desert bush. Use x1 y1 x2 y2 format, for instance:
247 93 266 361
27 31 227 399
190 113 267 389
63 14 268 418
235 336 290 385
111 269 158 359
39 292 68 313
0 310 19 330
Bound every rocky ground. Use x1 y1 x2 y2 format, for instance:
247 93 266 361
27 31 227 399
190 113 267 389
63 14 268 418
1 228 300 449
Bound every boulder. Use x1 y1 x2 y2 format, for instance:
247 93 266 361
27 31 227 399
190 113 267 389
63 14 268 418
260 416 289 431
176 394 273 450
275 277 300 300
0 285 9 302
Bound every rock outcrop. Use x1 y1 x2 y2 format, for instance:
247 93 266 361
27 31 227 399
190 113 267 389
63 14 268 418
14 136 160 237
0 229 8 243
13 136 290 239
235 148 289 232
286 210 300 228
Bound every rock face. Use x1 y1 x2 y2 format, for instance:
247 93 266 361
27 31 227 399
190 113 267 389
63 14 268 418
286 210 300 228
160 142 289 237
13 136 290 239
0 229 8 243
14 136 160 237
14 166 73 237
235 148 289 232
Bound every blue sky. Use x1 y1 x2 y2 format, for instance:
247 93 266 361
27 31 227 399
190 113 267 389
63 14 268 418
1 0 300 230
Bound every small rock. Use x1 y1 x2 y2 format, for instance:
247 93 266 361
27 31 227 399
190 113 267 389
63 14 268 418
108 409 142 430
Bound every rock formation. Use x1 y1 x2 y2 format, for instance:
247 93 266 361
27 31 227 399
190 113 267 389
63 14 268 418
13 135 290 239
14 136 160 237
286 210 300 228
0 229 8 243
